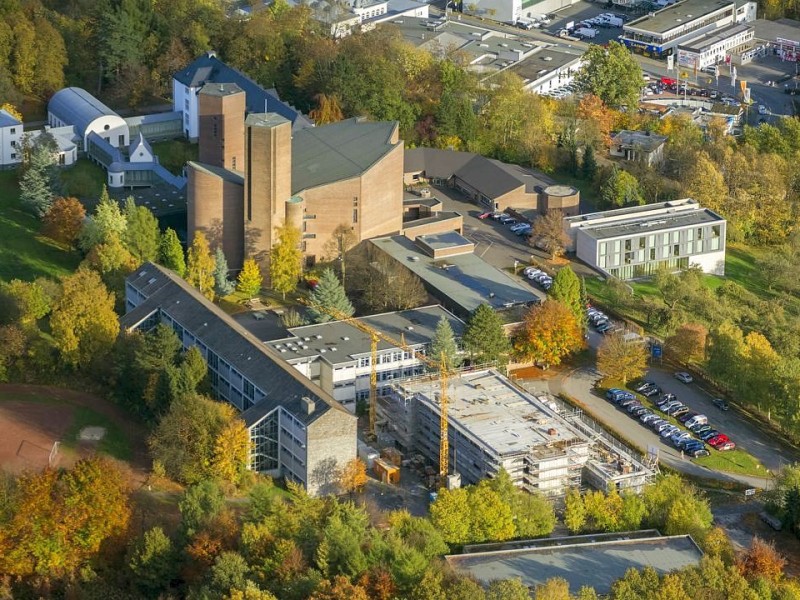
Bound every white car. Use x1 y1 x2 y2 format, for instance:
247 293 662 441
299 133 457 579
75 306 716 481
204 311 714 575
674 371 693 384
758 104 768 115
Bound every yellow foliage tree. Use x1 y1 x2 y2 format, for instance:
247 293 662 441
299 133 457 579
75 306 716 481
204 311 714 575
269 225 302 300
212 416 251 484
513 300 583 367
309 94 344 125
338 458 368 496
186 231 215 300
596 331 649 385
0 103 23 122
237 258 263 299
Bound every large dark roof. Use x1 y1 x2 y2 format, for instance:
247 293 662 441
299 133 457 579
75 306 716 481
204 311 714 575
122 263 351 427
404 148 477 179
174 52 314 131
291 118 401 193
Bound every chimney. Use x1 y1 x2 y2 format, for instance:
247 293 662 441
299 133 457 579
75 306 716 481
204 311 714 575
301 397 315 415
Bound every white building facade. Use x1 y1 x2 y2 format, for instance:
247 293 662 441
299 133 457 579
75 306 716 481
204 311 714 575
621 0 757 58
677 23 755 69
565 199 726 279
48 87 129 151
0 109 22 167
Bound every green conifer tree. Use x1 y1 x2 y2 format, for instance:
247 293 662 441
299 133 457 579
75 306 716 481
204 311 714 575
308 268 354 323
463 304 510 365
430 315 461 369
213 247 234 296
158 228 186 276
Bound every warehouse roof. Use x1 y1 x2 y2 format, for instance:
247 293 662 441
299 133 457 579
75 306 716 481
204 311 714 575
447 534 704 594
268 305 465 363
122 263 348 428
370 235 540 316
509 47 583 83
752 17 800 42
626 0 734 35
679 23 753 52
48 87 123 137
291 118 401 193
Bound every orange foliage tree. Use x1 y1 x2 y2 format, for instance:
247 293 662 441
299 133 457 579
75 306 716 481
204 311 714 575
338 458 368 496
665 322 708 364
310 575 370 600
0 457 131 577
513 300 583 367
577 94 615 148
42 196 86 247
737 537 786 583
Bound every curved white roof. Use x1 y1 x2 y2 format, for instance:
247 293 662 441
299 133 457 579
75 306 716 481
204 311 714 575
48 87 122 137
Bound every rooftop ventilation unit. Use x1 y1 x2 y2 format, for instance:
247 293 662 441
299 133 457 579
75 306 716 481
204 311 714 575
315 334 323 339
331 347 337 351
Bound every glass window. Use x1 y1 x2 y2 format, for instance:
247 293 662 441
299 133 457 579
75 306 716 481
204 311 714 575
673 244 680 257
672 231 679 243
697 228 704 239
624 239 632 251
599 242 607 256
613 240 621 253
712 225 721 238
711 237 720 250
649 248 656 261
639 237 646 249
648 235 655 247
687 228 694 241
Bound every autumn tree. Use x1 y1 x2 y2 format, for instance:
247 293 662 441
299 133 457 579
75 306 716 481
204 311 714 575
534 578 573 600
19 134 59 217
0 457 130 577
575 41 643 109
2 279 50 325
600 167 644 208
462 304 510 365
270 225 302 299
486 579 531 600
349 244 427 312
50 268 119 368
338 458 368 496
577 94 615 148
597 331 648 385
642 474 713 539
149 394 248 485
564 487 586 533
0 324 27 382
737 537 786 583
42 196 86 247
531 210 569 258
123 197 160 263
83 231 139 300
308 268 354 323
665 323 708 364
429 487 471 545
237 258 263 299
309 93 344 125
684 152 727 216
187 231 216 300
513 300 583 367
159 227 186 276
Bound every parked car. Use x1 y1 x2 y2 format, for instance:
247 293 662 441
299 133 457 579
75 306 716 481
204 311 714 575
685 415 708 429
660 401 682 413
689 448 711 458
632 406 650 417
690 424 713 436
634 381 656 392
641 412 659 424
660 425 680 438
671 432 692 446
606 388 625 401
700 429 721 441
657 393 677 407
642 385 662 398
671 406 690 418
478 211 494 219
491 212 506 220
596 323 613 334
678 411 698 424
499 214 515 223
674 371 693 384
654 421 672 433
626 402 643 413
716 441 736 451
650 418 666 430
712 398 729 411
708 434 731 447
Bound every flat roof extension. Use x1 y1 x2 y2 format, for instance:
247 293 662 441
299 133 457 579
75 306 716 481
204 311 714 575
626 0 734 35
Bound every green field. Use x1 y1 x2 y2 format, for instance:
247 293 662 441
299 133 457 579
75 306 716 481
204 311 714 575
151 140 198 175
60 159 106 201
694 449 767 478
0 170 80 282
62 405 131 461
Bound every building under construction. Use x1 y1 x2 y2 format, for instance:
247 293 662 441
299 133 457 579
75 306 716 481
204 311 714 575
382 369 654 496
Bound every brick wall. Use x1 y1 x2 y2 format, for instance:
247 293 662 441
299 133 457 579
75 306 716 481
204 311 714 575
305 407 357 496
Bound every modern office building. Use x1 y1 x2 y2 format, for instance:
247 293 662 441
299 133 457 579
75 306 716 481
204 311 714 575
677 23 754 69
383 369 654 496
621 0 757 58
266 306 465 410
121 263 357 496
564 198 726 279
508 47 585 95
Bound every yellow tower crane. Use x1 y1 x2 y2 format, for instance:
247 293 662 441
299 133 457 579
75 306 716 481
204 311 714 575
303 301 451 478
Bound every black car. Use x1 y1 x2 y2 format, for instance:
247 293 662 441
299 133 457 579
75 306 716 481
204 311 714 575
632 406 650 417
634 381 656 392
713 398 729 411
657 393 677 407
678 411 698 424
626 402 643 413
700 429 721 441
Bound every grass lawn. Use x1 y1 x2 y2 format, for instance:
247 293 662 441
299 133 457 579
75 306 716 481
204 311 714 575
151 140 198 175
62 405 132 461
0 170 80 282
60 159 106 202
554 170 598 209
694 449 767 478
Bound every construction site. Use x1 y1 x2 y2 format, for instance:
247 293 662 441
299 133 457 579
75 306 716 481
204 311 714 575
379 369 656 496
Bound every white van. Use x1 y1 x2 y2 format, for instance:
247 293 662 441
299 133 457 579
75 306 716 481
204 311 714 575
685 414 708 428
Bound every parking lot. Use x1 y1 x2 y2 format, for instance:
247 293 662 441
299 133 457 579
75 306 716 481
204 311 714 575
544 0 630 44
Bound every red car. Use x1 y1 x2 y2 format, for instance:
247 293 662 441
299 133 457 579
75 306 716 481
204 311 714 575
715 441 736 451
478 211 494 219
707 434 730 447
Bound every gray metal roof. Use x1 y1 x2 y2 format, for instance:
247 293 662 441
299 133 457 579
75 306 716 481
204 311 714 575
129 132 153 156
625 0 734 35
370 235 540 316
122 263 350 428
404 147 477 179
416 231 473 253
510 48 583 82
752 17 800 42
48 87 121 137
447 534 704 594
291 118 401 193
267 305 465 363
188 161 245 185
679 23 753 52
0 109 20 128
578 207 724 240
174 52 314 131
